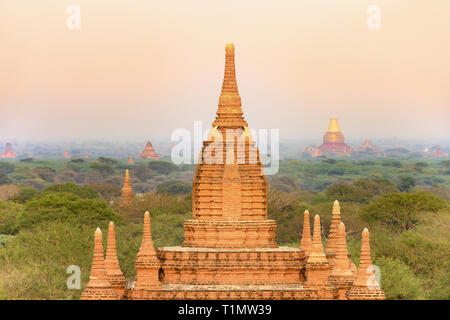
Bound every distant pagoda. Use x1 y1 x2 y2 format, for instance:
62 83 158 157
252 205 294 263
0 142 16 158
359 139 376 152
128 155 134 164
139 141 160 159
432 145 447 158
80 43 384 300
306 118 352 157
63 150 71 159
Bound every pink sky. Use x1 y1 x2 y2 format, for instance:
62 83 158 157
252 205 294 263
1 0 449 140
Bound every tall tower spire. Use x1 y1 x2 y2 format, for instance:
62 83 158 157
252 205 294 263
105 222 126 297
212 43 248 129
300 210 312 256
81 228 118 300
120 169 133 205
305 215 332 286
326 200 341 262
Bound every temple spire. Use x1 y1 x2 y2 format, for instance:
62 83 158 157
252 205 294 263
105 222 126 297
120 169 133 205
221 43 239 96
212 43 247 129
331 223 352 275
346 228 385 299
307 215 327 263
80 228 118 300
300 210 312 256
133 211 161 293
326 200 341 260
327 118 341 132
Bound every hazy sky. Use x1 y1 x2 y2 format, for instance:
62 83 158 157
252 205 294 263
1 0 449 141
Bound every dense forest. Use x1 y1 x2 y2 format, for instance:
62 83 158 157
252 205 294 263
0 157 449 299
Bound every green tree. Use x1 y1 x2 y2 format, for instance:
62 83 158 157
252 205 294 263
43 183 99 199
398 176 416 192
89 162 114 176
148 161 178 175
362 191 446 232
156 180 192 195
0 162 15 175
0 173 12 185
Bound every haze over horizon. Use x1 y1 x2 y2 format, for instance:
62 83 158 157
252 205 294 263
1 0 449 141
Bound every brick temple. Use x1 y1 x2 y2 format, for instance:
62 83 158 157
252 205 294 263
139 141 160 159
80 43 385 300
304 118 352 157
0 142 16 158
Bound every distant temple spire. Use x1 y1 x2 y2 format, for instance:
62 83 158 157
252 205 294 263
128 155 134 164
105 222 126 297
300 210 312 256
0 142 16 158
80 228 118 300
139 141 160 159
120 169 133 205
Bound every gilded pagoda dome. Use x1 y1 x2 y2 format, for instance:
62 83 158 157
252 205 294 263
323 118 345 144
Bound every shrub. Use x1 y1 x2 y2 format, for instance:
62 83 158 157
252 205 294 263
148 161 178 175
89 183 121 201
0 173 12 185
11 186 39 203
156 180 192 195
0 162 15 175
398 176 416 192
97 157 118 165
0 201 26 234
43 183 99 199
18 192 120 230
376 256 425 300
269 175 298 193
89 162 114 176
362 191 447 232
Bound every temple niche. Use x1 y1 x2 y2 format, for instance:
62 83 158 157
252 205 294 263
80 43 384 300
0 142 16 158
304 118 352 157
139 141 160 159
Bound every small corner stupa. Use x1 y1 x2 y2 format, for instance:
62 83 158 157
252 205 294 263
80 228 119 300
79 43 385 300
120 169 133 205
139 141 160 159
307 118 351 157
0 142 16 158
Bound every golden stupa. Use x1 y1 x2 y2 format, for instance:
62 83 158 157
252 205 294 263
305 118 351 157
323 118 345 144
